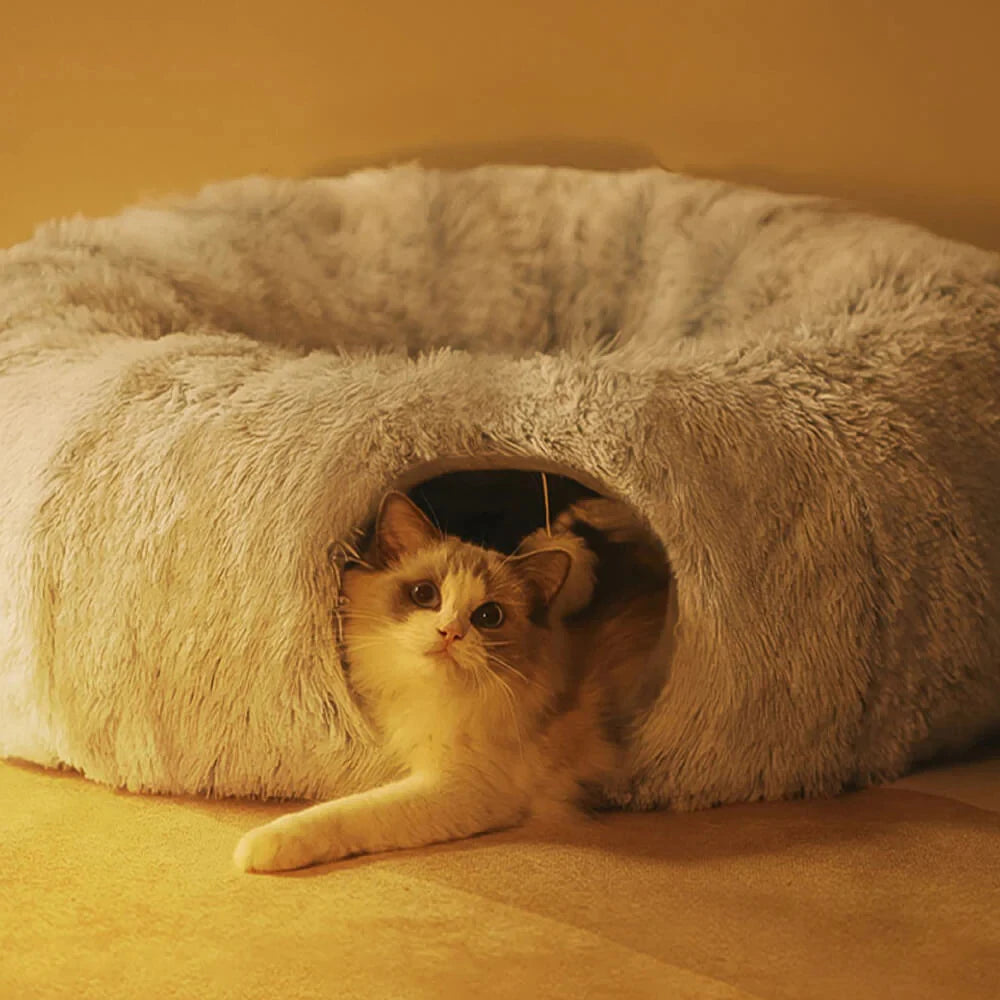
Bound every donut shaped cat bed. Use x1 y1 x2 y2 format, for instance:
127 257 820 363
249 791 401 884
2 166 999 809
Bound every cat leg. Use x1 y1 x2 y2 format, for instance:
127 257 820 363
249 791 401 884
233 773 524 873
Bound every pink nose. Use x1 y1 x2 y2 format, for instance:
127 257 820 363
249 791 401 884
437 621 464 645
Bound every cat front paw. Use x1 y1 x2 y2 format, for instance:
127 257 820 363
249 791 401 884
233 818 327 874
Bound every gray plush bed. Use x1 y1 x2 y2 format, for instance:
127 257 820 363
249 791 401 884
2 165 998 807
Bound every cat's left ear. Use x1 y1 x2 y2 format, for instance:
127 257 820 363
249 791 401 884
509 548 572 608
375 492 440 566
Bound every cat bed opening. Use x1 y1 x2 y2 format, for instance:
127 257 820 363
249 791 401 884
2 165 999 809
398 464 674 684
396 468 598 552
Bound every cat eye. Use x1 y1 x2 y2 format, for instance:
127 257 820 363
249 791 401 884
471 602 504 629
409 580 440 609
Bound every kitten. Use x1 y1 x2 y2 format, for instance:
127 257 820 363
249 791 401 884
234 491 669 873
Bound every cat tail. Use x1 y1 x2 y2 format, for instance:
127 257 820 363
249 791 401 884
554 498 670 587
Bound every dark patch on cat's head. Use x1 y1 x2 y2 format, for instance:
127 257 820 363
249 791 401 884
506 549 571 626
388 577 419 622
374 491 441 567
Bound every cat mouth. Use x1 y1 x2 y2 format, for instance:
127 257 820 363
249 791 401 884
426 644 457 662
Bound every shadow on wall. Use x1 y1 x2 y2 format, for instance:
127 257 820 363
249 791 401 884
699 164 1000 253
310 137 665 177
312 139 1000 252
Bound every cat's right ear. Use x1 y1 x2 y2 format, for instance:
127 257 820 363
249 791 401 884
374 492 440 566
509 548 572 609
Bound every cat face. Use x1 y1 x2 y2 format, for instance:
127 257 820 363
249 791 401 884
341 494 570 697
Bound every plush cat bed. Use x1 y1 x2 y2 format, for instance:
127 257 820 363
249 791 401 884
2 166 999 807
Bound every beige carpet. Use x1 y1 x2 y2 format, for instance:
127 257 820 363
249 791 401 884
3 756 998 1000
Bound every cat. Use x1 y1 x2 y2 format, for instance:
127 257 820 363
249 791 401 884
233 491 670 872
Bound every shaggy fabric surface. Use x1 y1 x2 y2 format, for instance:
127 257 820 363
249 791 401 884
2 755 998 1000
1 166 999 808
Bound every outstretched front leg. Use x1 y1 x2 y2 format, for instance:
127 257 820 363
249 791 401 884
234 773 525 873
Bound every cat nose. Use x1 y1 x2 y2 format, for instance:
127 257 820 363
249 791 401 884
437 620 464 644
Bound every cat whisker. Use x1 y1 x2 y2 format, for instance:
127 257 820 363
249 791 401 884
340 622 389 642
487 654 524 676
488 670 525 763
487 654 549 694
337 640 394 652
485 654 526 680
499 534 537 564
341 610 398 622
341 615 400 630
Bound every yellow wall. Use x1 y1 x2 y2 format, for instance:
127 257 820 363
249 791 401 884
3 1 999 249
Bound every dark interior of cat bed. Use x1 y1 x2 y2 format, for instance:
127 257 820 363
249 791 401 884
405 469 596 552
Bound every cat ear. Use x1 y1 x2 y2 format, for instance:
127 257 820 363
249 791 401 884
509 548 572 608
375 492 440 565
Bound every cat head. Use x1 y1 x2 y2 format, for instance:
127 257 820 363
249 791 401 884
341 492 571 701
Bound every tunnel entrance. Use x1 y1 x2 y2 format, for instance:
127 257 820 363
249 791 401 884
403 468 598 553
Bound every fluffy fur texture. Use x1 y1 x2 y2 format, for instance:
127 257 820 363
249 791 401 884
2 165 1000 811
235 493 632 871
